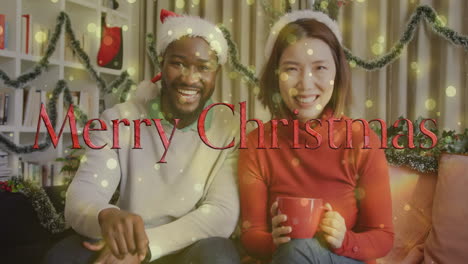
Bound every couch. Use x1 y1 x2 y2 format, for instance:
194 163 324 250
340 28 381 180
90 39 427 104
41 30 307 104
2 154 467 264
379 153 468 264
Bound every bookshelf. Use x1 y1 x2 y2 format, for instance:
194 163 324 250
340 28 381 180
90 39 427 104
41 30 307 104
0 0 139 185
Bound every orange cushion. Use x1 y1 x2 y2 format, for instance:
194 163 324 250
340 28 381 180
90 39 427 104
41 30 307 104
424 153 468 263
378 166 437 264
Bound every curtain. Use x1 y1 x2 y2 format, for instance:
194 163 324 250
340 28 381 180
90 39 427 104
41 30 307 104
139 0 467 132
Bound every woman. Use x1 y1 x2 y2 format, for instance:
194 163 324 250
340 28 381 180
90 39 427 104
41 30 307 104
238 10 393 264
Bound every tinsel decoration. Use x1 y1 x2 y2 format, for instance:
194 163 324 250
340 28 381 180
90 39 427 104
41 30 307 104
146 33 160 72
260 3 468 70
261 0 283 24
20 179 67 234
344 5 468 70
372 117 468 173
0 12 136 154
311 0 341 20
218 25 259 85
385 151 438 173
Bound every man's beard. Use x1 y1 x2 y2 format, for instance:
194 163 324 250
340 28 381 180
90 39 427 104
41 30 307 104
160 85 211 123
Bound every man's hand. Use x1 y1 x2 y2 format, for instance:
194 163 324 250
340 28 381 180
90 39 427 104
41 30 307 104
98 208 149 261
83 241 141 264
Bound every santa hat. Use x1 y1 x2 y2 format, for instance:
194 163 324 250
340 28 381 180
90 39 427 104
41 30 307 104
264 10 342 60
156 9 228 64
135 9 228 103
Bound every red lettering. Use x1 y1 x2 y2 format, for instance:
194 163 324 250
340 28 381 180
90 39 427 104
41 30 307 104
198 103 235 150
392 118 415 149
83 119 107 149
271 119 289 149
305 119 322 149
133 119 152 149
327 117 342 149
152 118 179 163
111 119 130 149
345 119 371 149
419 119 438 149
240 101 265 149
34 103 80 149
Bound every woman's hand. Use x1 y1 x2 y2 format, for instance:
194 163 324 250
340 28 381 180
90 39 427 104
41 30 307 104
320 203 346 249
270 201 292 246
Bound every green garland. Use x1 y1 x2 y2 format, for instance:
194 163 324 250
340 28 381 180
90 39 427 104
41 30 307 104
0 12 136 154
372 117 468 173
145 4 468 88
344 5 468 70
146 33 160 72
259 3 468 71
218 25 259 86
150 4 468 86
261 0 283 25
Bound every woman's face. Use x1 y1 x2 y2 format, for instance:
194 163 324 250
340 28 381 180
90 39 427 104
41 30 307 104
278 37 336 122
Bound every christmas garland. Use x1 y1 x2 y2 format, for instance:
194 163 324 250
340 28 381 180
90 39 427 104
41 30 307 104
146 33 160 72
344 5 468 70
0 12 135 154
261 2 468 71
261 0 283 24
372 117 468 173
218 25 259 86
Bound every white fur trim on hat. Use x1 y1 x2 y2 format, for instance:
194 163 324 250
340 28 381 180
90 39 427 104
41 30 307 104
264 10 342 59
135 80 160 103
156 16 228 65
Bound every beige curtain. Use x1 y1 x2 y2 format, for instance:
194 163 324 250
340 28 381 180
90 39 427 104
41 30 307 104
139 0 467 132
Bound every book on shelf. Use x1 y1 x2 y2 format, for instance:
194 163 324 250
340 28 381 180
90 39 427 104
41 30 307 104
23 87 47 127
21 14 31 54
0 93 4 124
0 150 11 178
19 160 56 186
0 14 5 50
3 93 9 124
4 21 8 50
0 91 10 125
65 89 97 119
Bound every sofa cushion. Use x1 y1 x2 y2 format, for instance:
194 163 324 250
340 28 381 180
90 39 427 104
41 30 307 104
424 153 468 263
378 166 437 264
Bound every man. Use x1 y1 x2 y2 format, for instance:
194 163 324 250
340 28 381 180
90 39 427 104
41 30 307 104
45 9 240 264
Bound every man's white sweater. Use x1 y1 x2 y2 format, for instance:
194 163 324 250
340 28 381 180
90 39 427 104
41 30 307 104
65 97 240 261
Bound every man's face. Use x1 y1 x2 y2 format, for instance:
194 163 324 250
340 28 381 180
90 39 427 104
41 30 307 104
160 37 219 120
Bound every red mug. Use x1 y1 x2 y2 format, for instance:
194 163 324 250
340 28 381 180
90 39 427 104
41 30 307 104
276 197 325 239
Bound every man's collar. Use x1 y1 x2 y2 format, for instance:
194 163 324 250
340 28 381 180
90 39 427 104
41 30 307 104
147 95 213 132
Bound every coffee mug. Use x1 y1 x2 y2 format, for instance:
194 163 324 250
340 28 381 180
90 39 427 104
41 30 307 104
277 197 324 239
